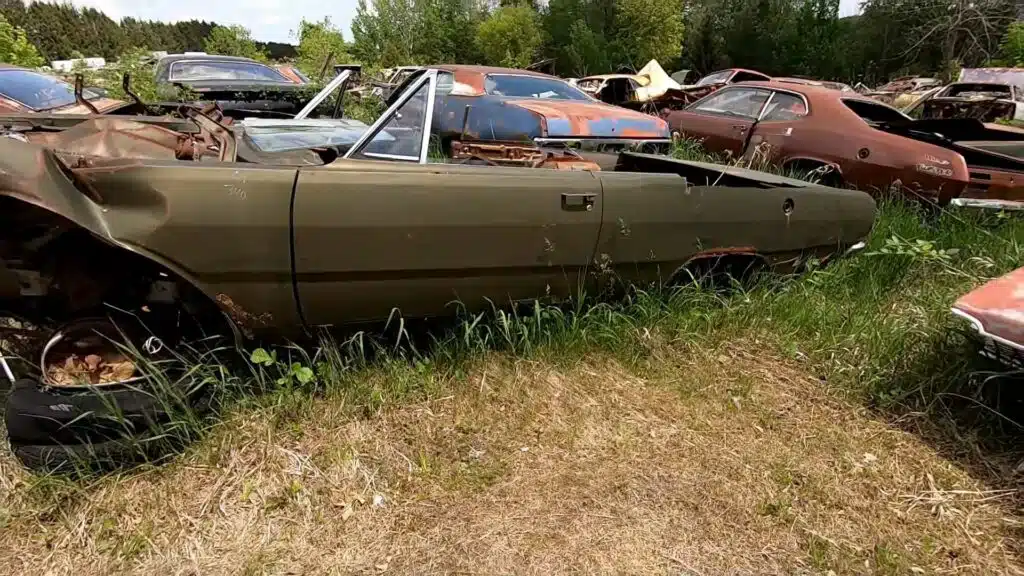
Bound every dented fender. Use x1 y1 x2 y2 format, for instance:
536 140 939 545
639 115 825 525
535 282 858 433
0 137 302 338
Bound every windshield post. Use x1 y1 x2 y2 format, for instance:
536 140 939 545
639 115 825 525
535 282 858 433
294 70 352 120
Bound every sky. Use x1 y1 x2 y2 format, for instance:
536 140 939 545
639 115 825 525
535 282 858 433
67 0 863 45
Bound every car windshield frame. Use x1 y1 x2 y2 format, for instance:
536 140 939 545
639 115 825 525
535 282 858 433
345 69 438 163
0 69 100 111
168 59 291 83
484 74 591 101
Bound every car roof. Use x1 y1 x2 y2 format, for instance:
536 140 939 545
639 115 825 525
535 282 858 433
432 64 556 79
578 74 638 81
727 80 892 106
158 54 264 65
428 64 570 97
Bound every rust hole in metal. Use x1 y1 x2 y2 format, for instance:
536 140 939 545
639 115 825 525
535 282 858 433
783 198 795 215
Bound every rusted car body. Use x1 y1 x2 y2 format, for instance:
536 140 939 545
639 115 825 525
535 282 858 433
880 118 1024 205
952 266 1024 368
418 65 671 153
867 76 944 108
772 77 855 92
154 54 312 118
905 82 1024 123
664 80 973 203
0 68 875 346
274 65 311 85
575 74 646 104
0 64 129 115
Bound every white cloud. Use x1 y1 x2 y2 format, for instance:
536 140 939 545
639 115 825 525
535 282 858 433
66 0 360 43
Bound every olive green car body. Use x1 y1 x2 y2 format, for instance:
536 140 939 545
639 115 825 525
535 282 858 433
0 137 874 340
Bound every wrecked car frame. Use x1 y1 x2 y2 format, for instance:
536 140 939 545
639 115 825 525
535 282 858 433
0 67 875 347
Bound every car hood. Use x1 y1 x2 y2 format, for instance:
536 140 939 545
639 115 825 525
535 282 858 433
952 266 1024 350
504 99 670 139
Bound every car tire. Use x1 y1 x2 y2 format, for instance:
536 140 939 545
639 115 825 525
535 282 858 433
4 375 209 447
9 432 181 474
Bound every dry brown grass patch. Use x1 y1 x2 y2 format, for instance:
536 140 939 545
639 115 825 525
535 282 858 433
0 344 1021 575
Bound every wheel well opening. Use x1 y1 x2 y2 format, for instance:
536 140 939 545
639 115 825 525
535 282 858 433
783 159 843 186
671 253 767 289
0 197 238 351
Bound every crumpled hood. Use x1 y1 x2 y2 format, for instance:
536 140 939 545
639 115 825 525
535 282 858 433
505 99 670 139
953 266 1024 348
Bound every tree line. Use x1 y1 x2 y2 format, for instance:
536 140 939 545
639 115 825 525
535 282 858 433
2 0 1024 85
0 0 296 62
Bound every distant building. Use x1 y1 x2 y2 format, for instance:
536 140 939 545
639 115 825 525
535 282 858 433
50 57 106 72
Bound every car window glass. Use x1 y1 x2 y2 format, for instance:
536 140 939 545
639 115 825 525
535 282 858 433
436 71 454 96
732 71 769 83
842 98 910 124
360 80 429 160
0 69 83 110
761 92 807 121
169 61 289 82
696 71 733 86
484 74 589 100
694 88 769 117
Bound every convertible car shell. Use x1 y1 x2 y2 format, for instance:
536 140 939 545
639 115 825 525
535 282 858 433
0 68 875 340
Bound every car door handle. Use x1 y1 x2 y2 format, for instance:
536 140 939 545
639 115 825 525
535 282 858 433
732 125 748 131
561 193 596 211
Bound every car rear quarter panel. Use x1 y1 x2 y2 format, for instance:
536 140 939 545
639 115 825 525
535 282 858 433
750 112 967 202
596 170 875 283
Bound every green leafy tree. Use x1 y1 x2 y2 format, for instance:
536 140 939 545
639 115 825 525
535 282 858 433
204 24 267 61
351 0 419 66
476 5 543 68
294 17 349 77
1001 21 1024 65
0 12 42 66
614 0 684 68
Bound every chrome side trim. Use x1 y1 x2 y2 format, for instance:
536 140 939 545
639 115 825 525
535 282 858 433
951 307 1024 352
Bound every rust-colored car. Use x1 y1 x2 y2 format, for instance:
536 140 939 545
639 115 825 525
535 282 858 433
664 80 974 203
0 64 129 114
952 266 1024 368
866 76 944 108
0 68 876 470
419 65 672 153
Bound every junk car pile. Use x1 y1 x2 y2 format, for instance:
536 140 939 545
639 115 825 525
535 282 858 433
0 64 877 472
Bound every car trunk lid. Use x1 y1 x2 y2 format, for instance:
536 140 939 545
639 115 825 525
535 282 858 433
504 99 669 139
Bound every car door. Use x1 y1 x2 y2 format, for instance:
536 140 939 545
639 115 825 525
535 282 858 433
668 86 772 157
291 70 603 327
743 89 812 164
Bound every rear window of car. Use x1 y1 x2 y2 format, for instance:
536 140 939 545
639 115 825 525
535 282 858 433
484 74 590 100
842 98 910 124
0 69 93 111
696 71 733 86
169 60 290 82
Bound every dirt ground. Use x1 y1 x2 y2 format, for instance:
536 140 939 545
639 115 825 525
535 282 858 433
1 344 1021 575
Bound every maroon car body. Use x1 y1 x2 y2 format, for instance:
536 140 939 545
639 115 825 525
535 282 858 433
952 266 1024 368
664 80 970 203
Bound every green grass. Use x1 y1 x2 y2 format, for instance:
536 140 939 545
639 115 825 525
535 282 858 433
209 198 1024 469
59 196 1018 481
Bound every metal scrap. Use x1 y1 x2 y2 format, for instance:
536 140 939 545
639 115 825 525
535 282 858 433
450 140 602 170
